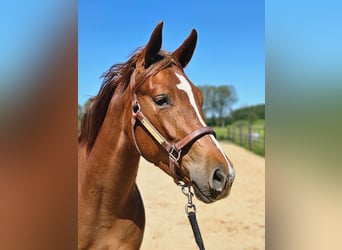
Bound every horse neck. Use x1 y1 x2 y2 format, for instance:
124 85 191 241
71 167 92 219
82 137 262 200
79 90 141 213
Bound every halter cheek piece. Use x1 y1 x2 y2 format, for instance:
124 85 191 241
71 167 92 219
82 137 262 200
131 93 216 184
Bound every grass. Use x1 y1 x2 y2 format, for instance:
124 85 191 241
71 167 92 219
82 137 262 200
213 119 265 156
214 127 229 141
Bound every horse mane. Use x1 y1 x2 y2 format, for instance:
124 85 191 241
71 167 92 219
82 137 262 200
78 48 181 152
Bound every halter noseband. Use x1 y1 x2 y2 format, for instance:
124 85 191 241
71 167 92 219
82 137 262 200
131 92 216 184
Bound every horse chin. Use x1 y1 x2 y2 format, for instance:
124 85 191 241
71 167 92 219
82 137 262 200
192 181 215 204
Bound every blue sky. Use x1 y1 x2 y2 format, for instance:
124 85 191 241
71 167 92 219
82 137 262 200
78 1 264 109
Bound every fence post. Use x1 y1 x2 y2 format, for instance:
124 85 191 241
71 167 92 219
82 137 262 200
248 124 252 150
238 124 243 146
232 126 235 143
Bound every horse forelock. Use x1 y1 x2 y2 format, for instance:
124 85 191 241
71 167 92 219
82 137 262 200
78 48 183 152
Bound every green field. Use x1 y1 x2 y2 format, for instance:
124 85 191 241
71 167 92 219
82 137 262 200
213 119 265 156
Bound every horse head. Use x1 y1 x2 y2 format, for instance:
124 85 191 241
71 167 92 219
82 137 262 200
130 22 235 203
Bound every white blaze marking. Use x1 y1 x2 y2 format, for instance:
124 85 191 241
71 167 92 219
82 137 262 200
175 73 235 178
210 134 235 181
175 73 206 127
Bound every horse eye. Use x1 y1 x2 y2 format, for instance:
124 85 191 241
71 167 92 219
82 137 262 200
153 95 170 107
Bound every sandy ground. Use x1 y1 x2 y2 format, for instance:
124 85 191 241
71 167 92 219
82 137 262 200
136 142 265 250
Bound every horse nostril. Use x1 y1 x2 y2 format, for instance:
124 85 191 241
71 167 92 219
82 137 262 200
212 169 226 193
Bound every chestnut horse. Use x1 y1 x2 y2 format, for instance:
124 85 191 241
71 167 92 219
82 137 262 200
78 22 235 249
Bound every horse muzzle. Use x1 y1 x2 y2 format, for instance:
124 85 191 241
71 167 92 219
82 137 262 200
191 164 235 203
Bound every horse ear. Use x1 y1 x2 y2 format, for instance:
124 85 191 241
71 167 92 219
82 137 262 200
172 29 197 68
144 21 163 68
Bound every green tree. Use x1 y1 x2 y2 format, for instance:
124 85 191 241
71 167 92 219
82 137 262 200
199 85 237 126
200 86 217 124
78 98 93 129
78 104 83 129
214 86 237 126
232 104 265 123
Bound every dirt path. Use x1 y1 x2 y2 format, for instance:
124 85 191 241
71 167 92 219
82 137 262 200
136 142 265 250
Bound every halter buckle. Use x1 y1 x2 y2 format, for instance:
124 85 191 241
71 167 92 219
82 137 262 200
169 145 182 162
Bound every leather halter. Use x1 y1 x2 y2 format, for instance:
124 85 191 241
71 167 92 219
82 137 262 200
131 93 216 184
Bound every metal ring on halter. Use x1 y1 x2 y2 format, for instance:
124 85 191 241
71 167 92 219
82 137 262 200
181 185 192 197
169 146 182 162
178 181 185 187
132 101 141 114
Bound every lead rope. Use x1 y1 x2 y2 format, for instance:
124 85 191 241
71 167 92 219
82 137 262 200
179 183 205 250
